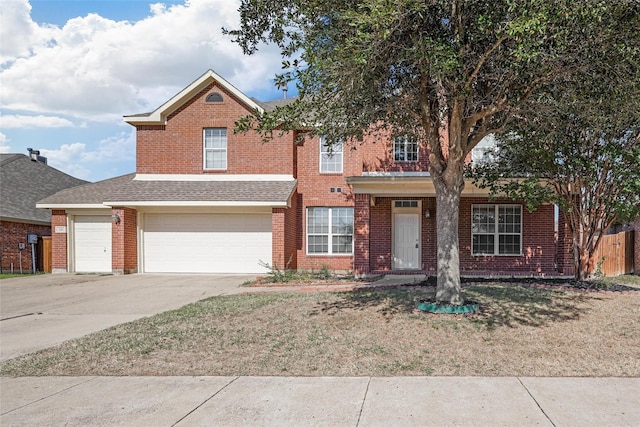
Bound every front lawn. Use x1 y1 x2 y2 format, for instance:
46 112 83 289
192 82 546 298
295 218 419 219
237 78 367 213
1 283 639 377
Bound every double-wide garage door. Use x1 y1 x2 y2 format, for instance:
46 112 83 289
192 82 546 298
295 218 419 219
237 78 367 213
142 213 272 274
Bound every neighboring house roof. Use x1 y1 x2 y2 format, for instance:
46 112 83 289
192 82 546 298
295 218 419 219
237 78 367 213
0 154 88 225
37 173 298 208
123 69 268 126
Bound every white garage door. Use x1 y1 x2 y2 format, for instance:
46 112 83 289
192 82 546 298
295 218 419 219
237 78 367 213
74 215 112 273
143 213 272 273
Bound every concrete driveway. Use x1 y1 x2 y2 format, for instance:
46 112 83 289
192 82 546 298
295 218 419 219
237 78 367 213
0 273 254 361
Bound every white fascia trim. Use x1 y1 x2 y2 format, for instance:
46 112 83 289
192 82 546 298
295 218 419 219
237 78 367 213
134 174 294 181
36 204 109 209
102 201 289 207
123 69 264 125
361 171 431 177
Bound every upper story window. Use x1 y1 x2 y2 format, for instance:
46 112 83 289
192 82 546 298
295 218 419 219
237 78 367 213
203 128 227 170
320 137 343 173
205 92 223 103
394 136 418 162
472 135 497 166
472 204 522 255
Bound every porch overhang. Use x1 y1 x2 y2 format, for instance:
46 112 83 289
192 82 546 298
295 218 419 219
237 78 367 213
346 175 493 201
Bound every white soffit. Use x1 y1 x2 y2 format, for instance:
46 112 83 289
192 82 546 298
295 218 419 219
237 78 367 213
133 174 295 181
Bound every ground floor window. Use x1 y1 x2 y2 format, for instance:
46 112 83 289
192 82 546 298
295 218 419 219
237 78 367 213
472 204 522 255
307 207 354 255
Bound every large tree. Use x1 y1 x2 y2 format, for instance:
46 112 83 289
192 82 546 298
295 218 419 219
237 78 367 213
227 0 639 304
471 66 640 280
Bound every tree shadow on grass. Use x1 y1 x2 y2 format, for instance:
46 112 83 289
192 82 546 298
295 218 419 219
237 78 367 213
308 284 602 329
465 284 601 330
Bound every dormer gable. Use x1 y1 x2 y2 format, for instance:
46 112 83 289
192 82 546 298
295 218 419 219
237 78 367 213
123 69 264 126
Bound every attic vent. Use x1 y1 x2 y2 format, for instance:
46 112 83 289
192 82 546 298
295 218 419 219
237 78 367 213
394 200 418 208
205 92 223 103
27 148 47 164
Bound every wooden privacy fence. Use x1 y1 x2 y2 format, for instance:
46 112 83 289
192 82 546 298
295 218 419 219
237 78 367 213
593 230 635 276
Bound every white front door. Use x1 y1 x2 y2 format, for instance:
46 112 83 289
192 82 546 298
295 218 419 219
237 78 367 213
393 213 420 269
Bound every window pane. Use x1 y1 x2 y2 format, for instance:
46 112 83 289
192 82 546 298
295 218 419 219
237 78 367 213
473 235 495 254
308 208 329 234
308 235 329 254
204 128 227 169
499 235 520 254
472 206 495 233
320 139 343 173
331 208 354 234
332 235 353 254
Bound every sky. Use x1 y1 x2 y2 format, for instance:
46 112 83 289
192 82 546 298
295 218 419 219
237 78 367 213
0 0 289 182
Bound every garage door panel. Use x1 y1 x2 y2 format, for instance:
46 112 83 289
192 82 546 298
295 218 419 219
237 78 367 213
143 213 271 273
74 215 112 273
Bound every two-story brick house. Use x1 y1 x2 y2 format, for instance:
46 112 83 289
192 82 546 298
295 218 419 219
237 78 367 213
38 70 571 277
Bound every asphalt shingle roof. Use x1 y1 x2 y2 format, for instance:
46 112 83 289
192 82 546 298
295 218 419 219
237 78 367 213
37 173 297 206
1 154 88 224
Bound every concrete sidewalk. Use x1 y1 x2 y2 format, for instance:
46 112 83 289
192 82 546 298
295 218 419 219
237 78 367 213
1 376 638 426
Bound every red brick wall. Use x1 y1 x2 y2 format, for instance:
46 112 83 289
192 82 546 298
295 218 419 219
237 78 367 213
366 197 437 274
458 200 557 276
354 194 371 275
295 136 358 271
136 83 294 175
111 207 138 274
0 220 50 273
51 210 68 272
355 197 558 276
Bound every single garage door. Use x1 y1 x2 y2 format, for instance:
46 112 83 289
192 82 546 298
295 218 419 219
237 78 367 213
74 215 112 273
143 213 272 273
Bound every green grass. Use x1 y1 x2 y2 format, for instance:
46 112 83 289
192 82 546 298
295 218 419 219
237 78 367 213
0 273 43 279
1 283 638 378
597 274 640 286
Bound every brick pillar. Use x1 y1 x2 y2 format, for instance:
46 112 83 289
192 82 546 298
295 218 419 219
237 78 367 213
556 209 574 277
111 207 138 275
272 208 286 269
354 194 371 276
51 210 68 273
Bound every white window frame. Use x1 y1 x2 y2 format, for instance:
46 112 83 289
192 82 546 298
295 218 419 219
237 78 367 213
394 136 418 162
306 207 354 255
203 128 227 170
471 204 522 256
319 137 343 173
471 134 497 166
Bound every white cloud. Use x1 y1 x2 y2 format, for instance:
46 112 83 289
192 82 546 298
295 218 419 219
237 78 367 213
0 114 74 129
0 133 10 153
40 130 135 180
0 0 283 123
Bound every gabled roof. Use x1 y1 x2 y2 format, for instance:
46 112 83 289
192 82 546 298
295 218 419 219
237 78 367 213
37 173 298 208
0 154 88 225
123 69 266 126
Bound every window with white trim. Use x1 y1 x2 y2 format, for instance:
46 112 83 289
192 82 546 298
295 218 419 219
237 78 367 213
307 207 354 254
204 128 227 170
320 137 343 173
471 134 497 166
394 136 418 162
472 205 522 255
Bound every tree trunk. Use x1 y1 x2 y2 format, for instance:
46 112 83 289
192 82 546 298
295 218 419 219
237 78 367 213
433 168 465 305
575 242 597 280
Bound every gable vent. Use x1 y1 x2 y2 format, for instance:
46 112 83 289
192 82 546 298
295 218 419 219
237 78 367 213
205 92 223 103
